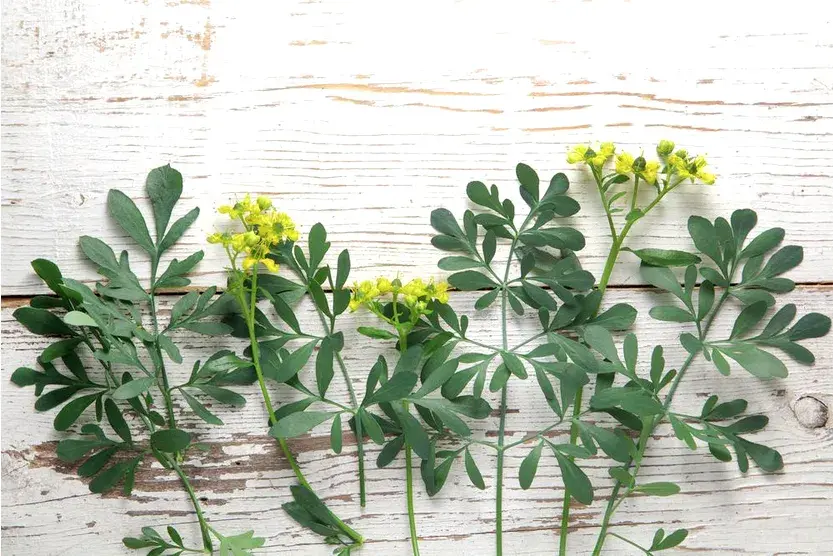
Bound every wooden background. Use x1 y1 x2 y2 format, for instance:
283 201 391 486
2 1 832 554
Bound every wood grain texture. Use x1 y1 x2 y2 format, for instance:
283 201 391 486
3 0 833 554
2 288 832 555
2 0 832 294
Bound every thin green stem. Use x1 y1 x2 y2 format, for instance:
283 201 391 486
170 458 213 552
241 268 363 545
405 446 420 556
149 259 177 430
607 532 650 554
312 303 367 508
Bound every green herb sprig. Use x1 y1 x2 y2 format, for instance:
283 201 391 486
12 165 263 554
211 199 364 554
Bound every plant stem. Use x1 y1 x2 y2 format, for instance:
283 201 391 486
312 304 367 508
149 259 177 430
590 289 731 556
405 445 420 556
170 458 213 552
242 269 363 545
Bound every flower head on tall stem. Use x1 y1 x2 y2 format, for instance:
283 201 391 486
208 194 300 273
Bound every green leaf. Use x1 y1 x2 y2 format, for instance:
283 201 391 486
430 207 465 238
553 451 593 504
653 529 688 551
181 390 223 426
31 259 64 294
741 227 784 259
89 461 129 494
112 377 156 400
182 321 233 336
649 305 695 322
482 231 497 264
519 441 543 489
760 245 803 277
107 189 155 255
401 411 431 459
145 164 183 241
582 325 620 365
315 338 334 397
360 409 385 445
448 271 496 291
40 337 83 363
357 326 397 340
730 301 768 339
522 282 557 310
688 215 721 265
626 248 701 267
634 482 680 496
307 223 330 270
721 345 787 379
369 372 417 404
159 207 199 254
79 447 118 478
194 385 246 407
588 304 637 331
591 387 665 417
489 364 511 392
475 289 500 310
270 411 335 438
464 449 486 489
698 281 715 319
377 435 405 467
516 162 540 206
788 313 831 341
500 352 527 379
640 265 684 299
438 256 481 271
336 249 351 289
271 294 301 334
13 307 75 336
330 414 343 454
415 359 458 397
105 399 133 442
737 438 783 471
53 393 99 431
274 341 317 383
150 429 191 453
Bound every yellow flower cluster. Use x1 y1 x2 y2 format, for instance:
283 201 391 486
349 277 450 312
566 142 616 168
666 153 716 185
567 140 716 186
615 152 661 185
207 194 300 273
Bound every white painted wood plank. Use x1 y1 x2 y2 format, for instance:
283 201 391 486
3 287 832 555
2 0 832 294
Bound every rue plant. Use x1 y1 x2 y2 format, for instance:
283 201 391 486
211 195 365 555
11 165 264 554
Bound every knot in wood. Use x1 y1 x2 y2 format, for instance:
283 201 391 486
793 396 828 429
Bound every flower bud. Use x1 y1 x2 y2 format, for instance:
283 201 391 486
257 196 272 210
632 156 647 173
674 149 689 161
657 140 675 157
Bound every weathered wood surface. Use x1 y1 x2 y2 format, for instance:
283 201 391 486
2 289 832 555
2 0 833 295
3 0 833 554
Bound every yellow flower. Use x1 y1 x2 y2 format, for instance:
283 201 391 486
642 160 660 185
566 145 589 164
241 256 257 270
616 152 635 174
669 153 716 185
261 258 279 273
377 277 393 294
567 143 616 167
207 232 225 244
